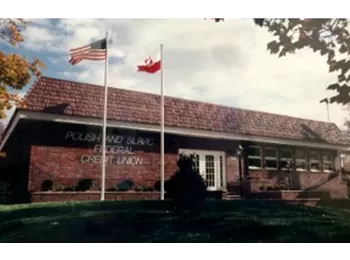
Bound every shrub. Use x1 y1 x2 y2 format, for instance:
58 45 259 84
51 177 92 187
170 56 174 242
116 179 134 191
76 179 94 191
259 185 265 191
41 179 54 191
154 180 169 192
63 186 76 192
134 186 143 192
166 154 207 211
143 186 154 192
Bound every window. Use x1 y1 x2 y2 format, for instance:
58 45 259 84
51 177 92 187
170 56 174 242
193 153 200 172
178 149 226 190
248 146 262 168
205 155 215 187
322 153 334 172
309 151 321 172
264 147 277 169
279 149 293 170
295 149 307 171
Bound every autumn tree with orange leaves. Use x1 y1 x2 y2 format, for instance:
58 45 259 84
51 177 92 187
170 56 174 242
0 19 45 119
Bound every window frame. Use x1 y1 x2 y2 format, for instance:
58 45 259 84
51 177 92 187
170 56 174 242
279 148 293 171
263 147 278 170
178 149 226 190
247 145 262 169
295 149 308 171
309 150 321 172
322 152 334 173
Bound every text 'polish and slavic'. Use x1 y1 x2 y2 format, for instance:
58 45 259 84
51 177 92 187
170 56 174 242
64 131 155 165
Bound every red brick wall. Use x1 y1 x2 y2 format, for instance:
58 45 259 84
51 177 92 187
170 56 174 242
30 191 160 202
226 154 239 191
29 145 178 192
247 169 348 198
28 136 240 194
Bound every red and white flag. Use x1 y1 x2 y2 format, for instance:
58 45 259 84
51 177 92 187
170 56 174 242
137 57 161 73
137 45 165 201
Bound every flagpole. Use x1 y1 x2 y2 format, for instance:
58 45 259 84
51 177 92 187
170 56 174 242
160 43 165 201
100 31 109 201
326 101 330 121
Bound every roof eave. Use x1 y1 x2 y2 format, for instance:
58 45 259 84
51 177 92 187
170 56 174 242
6 110 348 152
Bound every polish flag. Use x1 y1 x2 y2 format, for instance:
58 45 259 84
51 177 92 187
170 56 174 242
137 57 161 74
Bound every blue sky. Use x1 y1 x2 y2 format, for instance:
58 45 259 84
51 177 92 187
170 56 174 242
1 18 348 129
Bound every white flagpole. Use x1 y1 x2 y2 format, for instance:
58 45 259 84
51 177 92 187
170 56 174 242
160 43 165 200
100 31 109 201
326 101 330 121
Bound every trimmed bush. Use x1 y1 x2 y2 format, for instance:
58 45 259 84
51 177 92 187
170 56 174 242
143 186 154 192
154 180 170 192
41 179 54 191
116 179 134 191
76 179 94 191
166 154 207 211
63 186 76 192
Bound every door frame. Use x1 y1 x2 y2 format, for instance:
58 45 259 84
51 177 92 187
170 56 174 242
178 149 226 191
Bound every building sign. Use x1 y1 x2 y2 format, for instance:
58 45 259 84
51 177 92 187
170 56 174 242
64 131 155 166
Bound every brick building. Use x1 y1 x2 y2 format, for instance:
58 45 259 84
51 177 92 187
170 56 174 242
0 76 349 203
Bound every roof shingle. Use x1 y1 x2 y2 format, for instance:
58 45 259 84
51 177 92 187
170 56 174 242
22 76 349 146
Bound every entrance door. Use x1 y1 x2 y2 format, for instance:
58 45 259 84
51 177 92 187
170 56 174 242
179 149 226 191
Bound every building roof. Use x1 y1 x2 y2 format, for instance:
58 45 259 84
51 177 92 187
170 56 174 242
21 76 349 146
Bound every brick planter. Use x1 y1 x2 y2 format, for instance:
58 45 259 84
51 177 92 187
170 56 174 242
30 191 161 203
246 190 330 200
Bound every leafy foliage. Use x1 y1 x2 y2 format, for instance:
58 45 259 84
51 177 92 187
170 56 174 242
166 154 207 211
41 179 54 191
0 19 45 119
258 19 350 105
116 179 134 191
76 179 94 191
211 18 350 105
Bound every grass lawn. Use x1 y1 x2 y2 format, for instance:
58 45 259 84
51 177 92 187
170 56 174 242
1 199 350 242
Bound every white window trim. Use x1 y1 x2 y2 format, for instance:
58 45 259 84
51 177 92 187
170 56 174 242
309 151 321 172
264 147 278 170
322 152 334 173
295 149 308 171
248 145 262 169
279 148 293 171
178 149 226 191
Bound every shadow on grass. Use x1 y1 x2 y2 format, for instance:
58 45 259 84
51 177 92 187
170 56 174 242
2 199 350 242
0 200 173 222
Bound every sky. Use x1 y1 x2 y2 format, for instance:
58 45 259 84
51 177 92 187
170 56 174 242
1 18 349 130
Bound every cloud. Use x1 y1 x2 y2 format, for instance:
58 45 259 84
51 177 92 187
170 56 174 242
8 18 350 129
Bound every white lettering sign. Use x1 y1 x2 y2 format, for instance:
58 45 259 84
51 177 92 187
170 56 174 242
64 131 155 146
80 155 144 165
65 131 154 166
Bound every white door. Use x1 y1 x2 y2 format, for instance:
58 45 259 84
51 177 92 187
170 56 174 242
179 149 226 191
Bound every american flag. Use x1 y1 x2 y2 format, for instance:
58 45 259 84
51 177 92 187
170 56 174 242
68 38 107 66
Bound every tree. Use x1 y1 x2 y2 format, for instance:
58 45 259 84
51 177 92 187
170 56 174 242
212 18 350 105
166 154 207 212
0 19 45 119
